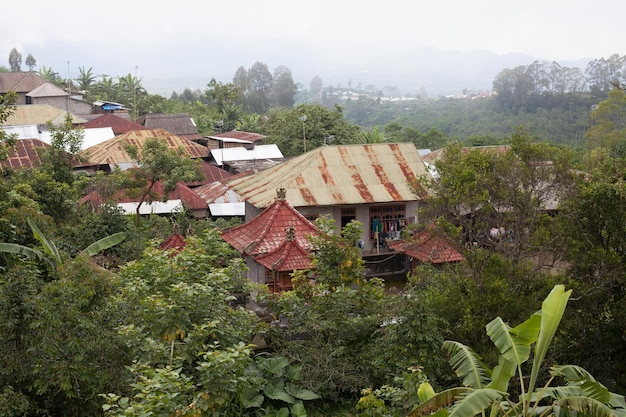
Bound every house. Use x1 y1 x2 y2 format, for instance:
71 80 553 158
220 142 433 281
208 143 283 174
0 72 92 114
0 138 50 171
81 113 146 135
80 179 208 218
136 113 203 142
220 187 320 289
78 128 209 172
223 142 431 253
203 130 266 150
0 72 47 104
26 82 92 115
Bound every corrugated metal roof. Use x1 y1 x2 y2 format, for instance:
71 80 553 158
0 72 47 94
79 128 209 165
4 105 87 126
0 138 49 170
209 202 245 216
195 181 245 204
137 113 203 140
207 131 266 142
118 200 183 215
223 142 430 209
210 144 283 165
26 82 67 97
81 113 146 135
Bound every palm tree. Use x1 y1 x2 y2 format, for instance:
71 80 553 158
75 66 96 93
360 126 387 143
409 285 626 417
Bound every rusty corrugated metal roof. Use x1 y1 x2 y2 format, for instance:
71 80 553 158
207 130 266 142
223 142 431 209
0 139 49 170
79 128 209 165
81 113 146 135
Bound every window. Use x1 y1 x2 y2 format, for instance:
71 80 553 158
341 207 356 228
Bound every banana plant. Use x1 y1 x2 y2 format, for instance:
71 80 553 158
0 217 125 269
409 285 626 417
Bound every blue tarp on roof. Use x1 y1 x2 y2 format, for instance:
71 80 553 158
102 104 123 110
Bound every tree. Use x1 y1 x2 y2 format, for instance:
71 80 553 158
122 137 203 226
246 61 274 113
419 129 580 278
264 103 361 156
309 75 323 94
8 48 22 72
232 65 249 93
360 125 387 143
0 91 17 161
41 112 85 183
264 218 388 400
25 53 36 71
586 87 626 168
272 65 297 108
38 66 62 85
100 231 321 417
75 66 96 93
0 217 127 417
408 285 626 417
205 78 238 111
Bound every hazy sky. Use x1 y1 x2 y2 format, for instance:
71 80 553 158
2 0 623 90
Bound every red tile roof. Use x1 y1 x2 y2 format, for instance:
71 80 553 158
81 113 146 135
159 231 188 255
220 190 320 256
1 139 49 170
255 236 314 271
387 230 465 264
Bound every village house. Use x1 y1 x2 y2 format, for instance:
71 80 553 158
222 142 432 279
136 113 203 142
220 187 321 290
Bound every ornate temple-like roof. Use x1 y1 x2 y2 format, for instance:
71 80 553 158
220 187 320 258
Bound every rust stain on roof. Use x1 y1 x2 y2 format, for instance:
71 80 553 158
224 142 431 208
80 128 208 165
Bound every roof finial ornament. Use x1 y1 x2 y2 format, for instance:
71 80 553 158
277 187 287 200
285 227 295 241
